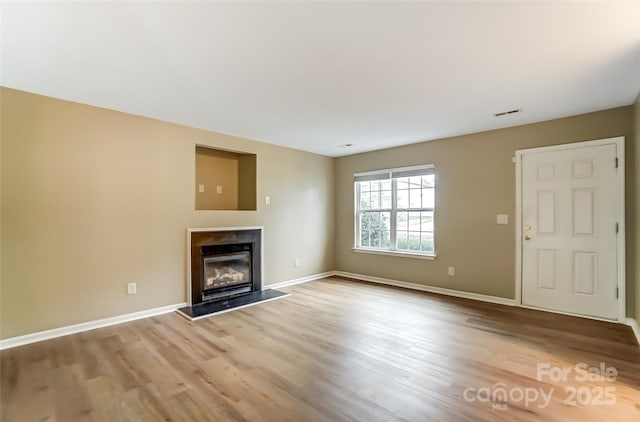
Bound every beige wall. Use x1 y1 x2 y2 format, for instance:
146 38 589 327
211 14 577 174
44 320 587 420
634 91 640 324
336 106 635 316
238 154 257 211
1 86 637 339
195 147 240 210
0 88 335 339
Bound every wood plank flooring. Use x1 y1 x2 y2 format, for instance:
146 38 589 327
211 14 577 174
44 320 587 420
2 277 639 421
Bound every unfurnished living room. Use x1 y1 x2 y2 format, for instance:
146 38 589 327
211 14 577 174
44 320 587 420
1 1 640 421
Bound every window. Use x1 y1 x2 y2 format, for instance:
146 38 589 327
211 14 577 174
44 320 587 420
354 165 435 256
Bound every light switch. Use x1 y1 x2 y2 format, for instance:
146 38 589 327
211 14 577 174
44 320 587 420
265 195 271 205
198 184 205 193
497 214 509 225
216 185 222 194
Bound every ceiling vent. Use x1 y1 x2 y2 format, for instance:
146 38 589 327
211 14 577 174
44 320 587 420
494 108 522 117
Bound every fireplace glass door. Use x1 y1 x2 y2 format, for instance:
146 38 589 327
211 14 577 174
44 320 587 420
202 251 252 299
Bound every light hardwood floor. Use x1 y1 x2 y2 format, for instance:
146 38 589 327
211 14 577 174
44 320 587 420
2 277 639 421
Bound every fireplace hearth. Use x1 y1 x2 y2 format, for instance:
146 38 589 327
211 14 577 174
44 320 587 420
177 227 288 320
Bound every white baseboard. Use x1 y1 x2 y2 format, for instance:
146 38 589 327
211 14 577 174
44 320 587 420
0 268 333 351
4 272 631 350
0 303 186 350
266 270 516 307
334 271 517 306
0 269 334 351
336 272 638 347
627 318 640 346
264 271 335 290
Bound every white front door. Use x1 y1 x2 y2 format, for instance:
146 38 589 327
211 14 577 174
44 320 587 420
520 140 622 320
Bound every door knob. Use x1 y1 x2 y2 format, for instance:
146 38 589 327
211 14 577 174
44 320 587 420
524 235 531 240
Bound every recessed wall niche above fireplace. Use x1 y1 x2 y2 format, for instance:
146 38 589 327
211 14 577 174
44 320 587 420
178 227 289 321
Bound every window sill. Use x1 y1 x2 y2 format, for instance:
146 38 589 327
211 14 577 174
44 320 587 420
352 247 436 260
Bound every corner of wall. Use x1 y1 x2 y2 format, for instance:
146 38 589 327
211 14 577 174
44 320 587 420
634 90 640 324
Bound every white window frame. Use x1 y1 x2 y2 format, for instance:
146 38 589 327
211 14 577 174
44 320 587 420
353 164 436 259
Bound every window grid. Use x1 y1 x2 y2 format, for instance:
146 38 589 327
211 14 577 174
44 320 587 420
355 168 435 255
395 175 435 253
357 179 393 249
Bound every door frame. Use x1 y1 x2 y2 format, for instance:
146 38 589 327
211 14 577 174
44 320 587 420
514 136 626 322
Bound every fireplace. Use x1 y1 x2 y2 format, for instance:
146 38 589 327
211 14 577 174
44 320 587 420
179 226 288 320
189 228 262 306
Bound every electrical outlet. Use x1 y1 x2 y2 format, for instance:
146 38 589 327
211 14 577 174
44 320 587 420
198 184 205 193
294 258 301 268
127 282 137 295
216 185 222 194
448 267 455 276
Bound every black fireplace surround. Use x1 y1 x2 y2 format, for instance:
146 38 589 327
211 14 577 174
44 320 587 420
190 229 261 306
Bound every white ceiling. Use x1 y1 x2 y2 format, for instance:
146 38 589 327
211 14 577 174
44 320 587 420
2 1 639 157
